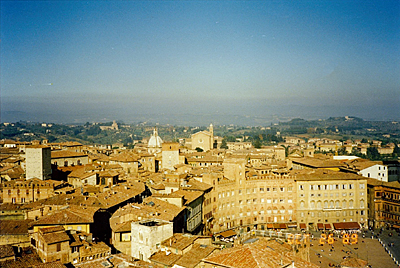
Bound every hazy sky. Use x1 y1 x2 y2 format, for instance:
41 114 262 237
1 1 399 124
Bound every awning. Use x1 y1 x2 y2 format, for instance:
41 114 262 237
392 225 400 229
300 223 306 229
324 223 332 230
317 223 324 230
273 223 281 229
279 223 287 229
333 222 360 230
287 223 297 228
267 224 274 229
217 229 236 238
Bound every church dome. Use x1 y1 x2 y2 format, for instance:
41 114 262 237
148 128 163 148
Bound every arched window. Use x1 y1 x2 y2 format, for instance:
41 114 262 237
342 200 347 208
349 200 354 208
360 200 365 208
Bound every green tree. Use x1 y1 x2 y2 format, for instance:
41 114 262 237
254 139 262 149
220 139 228 149
367 147 380 161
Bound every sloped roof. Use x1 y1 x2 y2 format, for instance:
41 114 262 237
40 228 70 244
0 245 15 259
32 207 95 226
0 219 33 235
51 150 87 159
175 244 218 268
203 238 319 268
161 233 198 250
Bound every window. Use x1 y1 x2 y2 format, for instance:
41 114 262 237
57 243 61 252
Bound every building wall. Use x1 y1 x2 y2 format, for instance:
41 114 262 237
0 180 54 204
112 231 131 255
191 132 212 152
52 156 89 167
26 146 52 180
368 184 400 228
31 232 69 263
68 173 98 188
212 175 297 233
186 196 203 232
131 220 173 262
296 178 368 229
162 143 180 170
33 224 90 233
0 234 30 246
359 165 388 182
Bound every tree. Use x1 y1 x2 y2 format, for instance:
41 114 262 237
220 139 228 149
367 147 380 161
195 147 204 152
254 139 262 149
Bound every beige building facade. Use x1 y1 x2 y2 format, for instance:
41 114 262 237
294 169 367 230
25 146 52 180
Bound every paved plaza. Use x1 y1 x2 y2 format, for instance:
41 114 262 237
308 229 400 268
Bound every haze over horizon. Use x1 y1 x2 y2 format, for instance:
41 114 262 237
1 1 399 125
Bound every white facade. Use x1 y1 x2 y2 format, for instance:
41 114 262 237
131 220 173 262
359 164 388 182
25 146 52 180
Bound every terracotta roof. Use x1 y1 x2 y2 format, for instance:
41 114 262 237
290 157 342 168
203 238 319 268
216 229 237 238
172 189 203 205
80 241 110 257
161 233 198 250
110 197 185 232
74 253 154 268
109 152 139 162
0 245 15 259
343 158 383 171
51 150 87 159
33 261 67 268
0 246 43 268
40 227 70 244
175 244 218 268
0 220 33 235
150 250 182 266
32 207 95 226
367 178 400 189
68 167 97 179
293 169 365 181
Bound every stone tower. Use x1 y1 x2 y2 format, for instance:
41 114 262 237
25 146 52 180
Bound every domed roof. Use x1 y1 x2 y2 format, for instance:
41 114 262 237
148 128 163 148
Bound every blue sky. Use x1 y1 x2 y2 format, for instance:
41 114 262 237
1 1 399 124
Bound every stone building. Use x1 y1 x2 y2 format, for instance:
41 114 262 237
294 169 368 230
26 146 52 180
367 179 400 229
131 219 173 262
190 124 216 152
0 179 56 204
162 143 180 171
31 226 70 263
51 150 89 167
